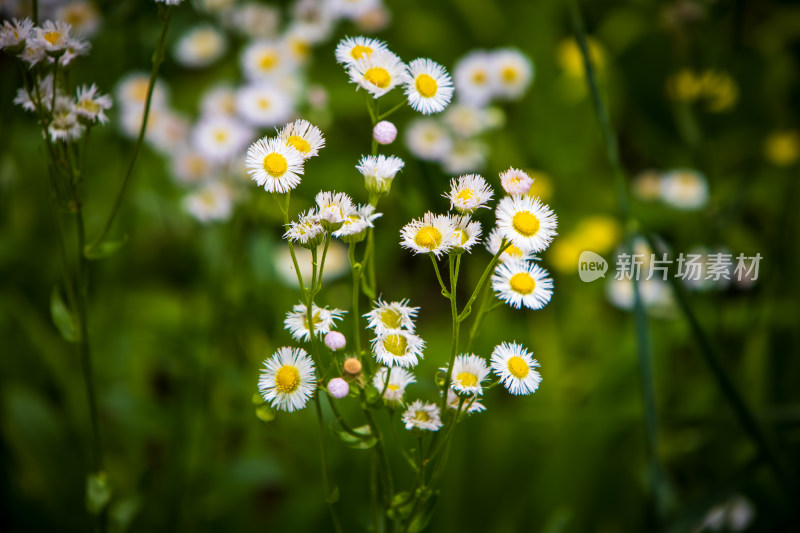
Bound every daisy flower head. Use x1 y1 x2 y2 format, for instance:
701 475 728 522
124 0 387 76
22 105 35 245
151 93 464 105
402 400 442 431
173 24 228 68
444 174 494 215
484 227 538 263
405 118 453 162
499 167 534 195
372 330 425 368
315 191 356 231
241 39 290 81
74 84 113 125
492 48 534 100
20 38 46 67
446 354 490 396
171 148 214 185
278 119 325 160
332 203 382 243
364 298 419 334
0 18 34 53
492 258 553 310
450 216 482 255
283 209 326 249
372 367 416 402
236 83 294 128
36 20 71 56
400 212 457 258
659 168 709 210
193 115 253 163
453 50 495 106
258 346 316 412
446 389 485 413
442 138 489 174
335 35 388 66
356 154 405 195
49 95 84 142
495 194 557 253
443 104 502 138
55 2 100 38
245 136 304 193
183 182 234 223
201 84 238 117
116 72 168 111
284 302 346 342
347 49 407 99
490 342 542 395
57 35 91 67
404 58 454 115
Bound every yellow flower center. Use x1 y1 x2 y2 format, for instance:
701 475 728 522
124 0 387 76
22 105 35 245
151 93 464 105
292 40 310 59
286 135 311 154
263 153 288 177
456 188 473 202
187 156 207 177
414 410 431 422
383 334 407 356
453 229 468 246
257 97 271 110
414 226 442 250
456 372 478 388
275 365 300 393
509 272 535 295
506 244 523 257
79 99 100 113
502 67 518 83
214 129 228 143
43 31 61 45
350 45 373 60
507 356 529 379
302 311 322 331
380 308 403 329
259 52 278 71
365 67 391 89
472 70 487 85
386 384 400 391
512 211 540 237
415 74 438 98
131 79 149 101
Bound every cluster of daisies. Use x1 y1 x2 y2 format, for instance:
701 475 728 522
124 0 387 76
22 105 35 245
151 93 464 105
405 48 534 174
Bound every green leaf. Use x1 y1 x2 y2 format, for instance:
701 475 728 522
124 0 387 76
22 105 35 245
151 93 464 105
86 471 112 515
336 424 377 449
84 235 128 261
255 404 276 423
50 287 78 342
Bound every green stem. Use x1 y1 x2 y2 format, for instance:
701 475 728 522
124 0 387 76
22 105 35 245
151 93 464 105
439 255 461 414
377 100 406 121
325 392 363 439
428 254 450 298
456 242 509 323
349 244 364 357
465 280 493 352
313 395 344 533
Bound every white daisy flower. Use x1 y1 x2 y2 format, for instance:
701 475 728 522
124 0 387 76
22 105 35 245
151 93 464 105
402 400 442 431
442 138 489 174
335 35 388 65
484 227 539 263
356 154 405 195
372 330 425 368
192 115 253 163
49 95 84 142
347 49 407 99
116 72 168 111
14 74 53 113
36 20 71 55
495 195 557 253
364 298 419 334
444 174 494 215
173 24 228 68
492 259 553 310
74 84 113 125
492 48 534 100
404 58 454 115
183 181 234 223
451 215 482 254
332 203 382 243
445 354 490 396
453 50 495 106
315 191 356 230
235 83 294 128
241 39 290 81
499 167 534 195
490 342 542 395
20 39 46 67
146 110 190 156
229 3 280 40
284 302 346 342
200 84 238 117
443 104 502 138
258 346 317 412
56 35 91 67
56 2 100 38
372 367 416 402
405 118 453 162
446 389 485 413
400 212 457 257
659 168 709 210
171 148 215 185
278 119 325 159
245 136 304 193
283 210 326 249
0 18 34 51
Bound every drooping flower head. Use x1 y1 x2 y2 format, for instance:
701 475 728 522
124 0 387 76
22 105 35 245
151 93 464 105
332 203 382 243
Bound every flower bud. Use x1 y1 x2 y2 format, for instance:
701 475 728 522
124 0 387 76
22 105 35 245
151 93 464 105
325 331 346 351
343 357 362 376
373 121 397 145
328 377 350 399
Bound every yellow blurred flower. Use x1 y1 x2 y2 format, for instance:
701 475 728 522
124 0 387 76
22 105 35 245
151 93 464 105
764 130 800 167
551 237 583 274
667 69 704 102
556 37 606 78
550 216 621 274
667 69 738 112
526 170 553 201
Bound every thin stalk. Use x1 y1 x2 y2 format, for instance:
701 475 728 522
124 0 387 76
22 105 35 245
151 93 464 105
465 280 493 352
377 100 406 121
349 244 363 356
456 242 509 322
428 254 450 297
325 391 364 439
439 254 460 414
314 395 344 533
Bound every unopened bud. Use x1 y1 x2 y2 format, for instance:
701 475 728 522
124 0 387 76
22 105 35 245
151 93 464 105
327 377 350 398
343 357 362 376
373 121 397 145
325 331 346 351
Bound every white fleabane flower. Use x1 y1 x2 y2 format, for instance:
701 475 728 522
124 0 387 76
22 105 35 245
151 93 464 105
20 38 46 67
492 48 534 100
405 118 452 162
171 148 214 184
484 227 539 263
258 346 316 412
116 72 168 111
451 215 482 254
495 195 557 253
74 84 113 125
492 259 553 310
335 35 388 65
278 119 325 159
453 50 495 106
446 389 485 413
404 58 454 115
347 50 406 99
192 115 253 163
444 174 494 214
315 191 356 230
174 24 228 68
659 168 709 210
364 298 419 334
446 354 490 396
36 20 71 55
499 167 534 195
356 154 404 195
0 18 34 52
284 302 346 342
372 330 425 368
443 104 502 138
49 95 84 142
442 138 488 174
241 39 290 81
332 203 382 243
55 2 100 38
235 83 294 128
283 209 326 248
400 212 457 257
402 400 442 431
490 342 542 395
372 367 416 402
183 182 234 223
245 136 304 193
201 84 238 117
57 35 91 67
14 74 53 113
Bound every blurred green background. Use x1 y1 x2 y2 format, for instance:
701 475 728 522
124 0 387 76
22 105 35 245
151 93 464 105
1 0 799 531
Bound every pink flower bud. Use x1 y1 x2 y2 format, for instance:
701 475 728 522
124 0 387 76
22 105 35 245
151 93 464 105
325 331 346 351
500 167 534 195
328 377 350 399
373 121 397 145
